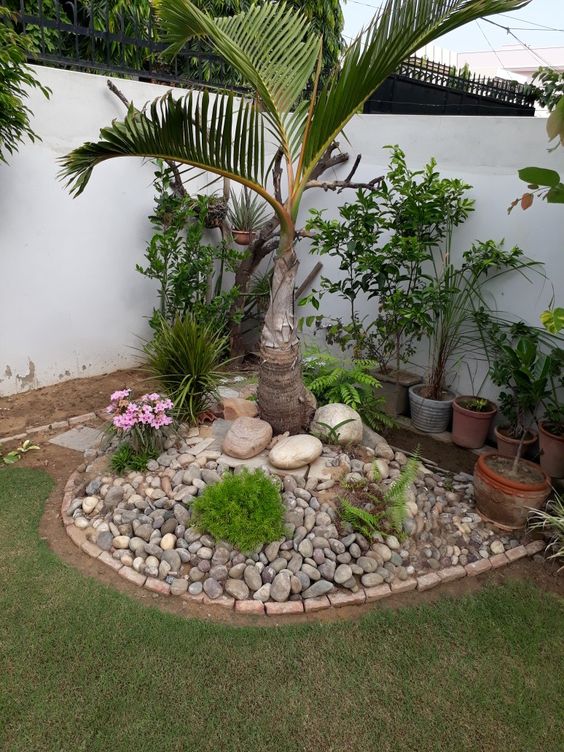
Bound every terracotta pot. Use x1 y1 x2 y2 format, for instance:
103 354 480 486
474 453 551 530
452 396 497 449
408 384 456 433
232 229 254 246
538 421 564 479
494 425 537 459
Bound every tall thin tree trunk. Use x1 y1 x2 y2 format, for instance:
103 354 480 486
257 239 311 435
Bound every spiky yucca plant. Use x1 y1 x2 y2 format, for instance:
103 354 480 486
59 0 530 434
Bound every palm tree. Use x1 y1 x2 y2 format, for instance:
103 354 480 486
60 0 530 434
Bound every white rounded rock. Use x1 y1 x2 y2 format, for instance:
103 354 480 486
82 496 98 514
160 533 177 550
310 403 363 445
268 434 323 469
113 535 130 549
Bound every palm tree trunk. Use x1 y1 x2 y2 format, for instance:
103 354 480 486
257 238 311 435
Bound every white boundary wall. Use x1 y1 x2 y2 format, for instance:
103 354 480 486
1 66 563 397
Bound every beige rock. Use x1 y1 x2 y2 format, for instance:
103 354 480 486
310 403 363 445
222 417 273 459
222 397 258 421
268 434 323 469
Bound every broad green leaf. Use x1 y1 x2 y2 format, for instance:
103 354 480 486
540 307 564 334
518 166 560 187
546 184 564 203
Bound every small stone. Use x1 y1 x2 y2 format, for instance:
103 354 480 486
361 572 384 587
270 572 291 602
82 496 98 514
372 543 392 561
334 564 353 584
490 540 505 555
225 579 250 600
264 541 281 562
170 578 189 595
302 580 333 599
188 581 203 595
96 530 113 551
253 583 271 602
298 539 313 558
203 578 223 599
385 535 400 550
244 565 263 592
113 535 130 549
160 533 176 550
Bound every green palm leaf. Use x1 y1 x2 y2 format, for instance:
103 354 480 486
156 0 322 160
59 88 280 211
299 0 531 184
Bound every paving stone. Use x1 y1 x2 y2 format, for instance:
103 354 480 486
98 550 123 572
364 584 392 602
328 590 366 608
417 572 441 591
181 591 205 605
303 595 331 613
390 577 417 592
203 594 235 610
66 525 86 547
68 412 97 425
525 540 545 556
465 559 492 576
437 565 466 582
265 601 304 615
489 553 510 569
145 577 171 595
49 426 103 452
81 540 103 559
235 600 265 615
119 566 146 587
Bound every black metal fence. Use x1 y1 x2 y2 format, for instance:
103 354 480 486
2 0 239 89
364 56 536 116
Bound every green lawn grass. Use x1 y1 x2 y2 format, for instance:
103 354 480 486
0 467 562 752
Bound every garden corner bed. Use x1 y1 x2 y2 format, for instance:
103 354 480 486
60 416 544 618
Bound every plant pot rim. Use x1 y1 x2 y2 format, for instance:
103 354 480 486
372 369 420 387
453 395 497 416
410 384 456 403
538 420 564 440
494 425 537 444
476 453 549 491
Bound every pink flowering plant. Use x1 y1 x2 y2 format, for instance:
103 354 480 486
106 389 173 455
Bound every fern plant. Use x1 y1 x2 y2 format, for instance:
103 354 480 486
340 499 384 539
303 347 394 431
383 450 420 533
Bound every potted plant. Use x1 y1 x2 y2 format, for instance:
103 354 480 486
452 396 497 449
410 241 543 433
228 187 268 245
538 346 564 478
474 331 552 529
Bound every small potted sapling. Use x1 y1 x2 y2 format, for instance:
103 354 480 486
474 330 551 529
452 396 497 450
228 187 268 246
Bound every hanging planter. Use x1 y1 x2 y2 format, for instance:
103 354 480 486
228 188 268 246
231 229 255 246
452 396 497 449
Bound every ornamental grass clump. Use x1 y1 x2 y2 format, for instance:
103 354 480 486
192 469 284 553
143 314 229 425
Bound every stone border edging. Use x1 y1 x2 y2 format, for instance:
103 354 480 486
60 467 546 618
0 411 103 445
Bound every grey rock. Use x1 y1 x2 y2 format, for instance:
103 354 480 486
361 573 384 587
203 577 223 599
270 572 291 602
209 565 228 581
201 469 221 485
96 530 113 551
170 578 188 596
244 565 263 592
301 563 320 581
253 583 271 602
302 580 333 599
228 562 246 579
162 550 181 572
264 541 281 562
188 581 203 595
298 538 313 558
318 560 336 581
334 564 353 584
225 579 250 600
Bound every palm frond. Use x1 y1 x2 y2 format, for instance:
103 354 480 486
156 0 322 160
299 0 531 183
59 90 274 209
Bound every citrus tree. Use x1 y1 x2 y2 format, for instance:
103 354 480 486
60 0 530 433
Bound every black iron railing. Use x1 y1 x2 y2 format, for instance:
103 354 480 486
2 0 239 89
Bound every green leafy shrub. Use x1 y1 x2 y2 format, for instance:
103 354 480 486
192 469 284 553
302 347 394 431
143 314 228 424
110 444 156 474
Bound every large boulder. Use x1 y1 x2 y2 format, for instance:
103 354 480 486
222 417 273 459
310 403 363 445
268 434 323 469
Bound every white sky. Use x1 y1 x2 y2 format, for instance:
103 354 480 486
342 0 564 53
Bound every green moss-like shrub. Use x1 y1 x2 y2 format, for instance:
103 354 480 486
192 469 284 553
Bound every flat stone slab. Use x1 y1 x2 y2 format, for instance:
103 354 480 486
49 426 103 452
218 452 269 469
